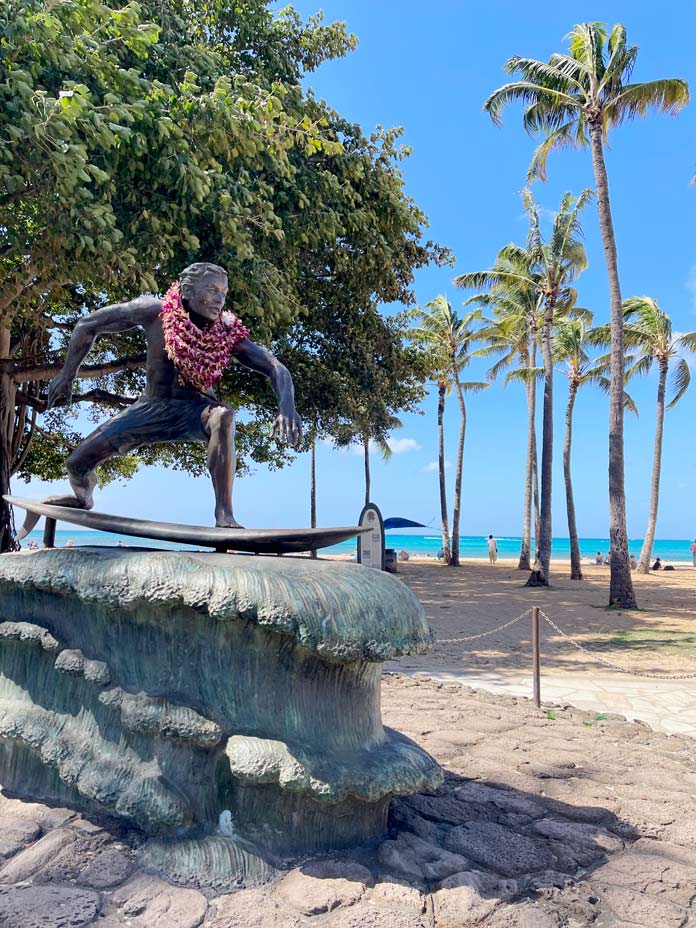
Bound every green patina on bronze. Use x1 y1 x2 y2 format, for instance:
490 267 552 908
0 548 441 888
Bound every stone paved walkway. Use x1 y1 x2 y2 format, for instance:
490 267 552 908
2 674 696 927
389 664 696 738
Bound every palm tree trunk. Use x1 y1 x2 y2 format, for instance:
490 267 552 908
637 359 667 573
0 327 19 553
532 429 540 553
437 382 451 565
363 434 370 506
309 437 318 559
588 121 636 608
518 350 536 571
450 376 466 567
564 380 583 580
526 299 554 587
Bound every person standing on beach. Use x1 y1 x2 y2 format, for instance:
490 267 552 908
690 539 696 567
487 534 498 564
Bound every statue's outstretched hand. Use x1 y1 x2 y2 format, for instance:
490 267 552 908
47 372 74 410
273 409 302 449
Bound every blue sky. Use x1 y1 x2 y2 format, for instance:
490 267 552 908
24 1 696 540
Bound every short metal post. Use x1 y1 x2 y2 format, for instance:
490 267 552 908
42 517 57 548
531 606 541 708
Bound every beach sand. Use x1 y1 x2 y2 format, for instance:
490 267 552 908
386 559 696 674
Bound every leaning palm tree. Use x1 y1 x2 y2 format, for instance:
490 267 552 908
458 189 591 585
413 297 488 566
471 261 543 571
483 22 689 605
553 319 637 580
620 297 696 573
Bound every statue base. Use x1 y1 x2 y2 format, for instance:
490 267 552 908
0 548 441 889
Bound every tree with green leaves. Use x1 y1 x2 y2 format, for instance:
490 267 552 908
457 189 591 585
483 21 689 606
620 298 696 573
0 0 445 549
553 318 637 580
412 296 487 567
470 250 542 571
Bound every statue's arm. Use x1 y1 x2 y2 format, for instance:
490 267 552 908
232 338 302 447
47 297 160 408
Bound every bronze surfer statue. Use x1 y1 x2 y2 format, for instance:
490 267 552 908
31 262 301 531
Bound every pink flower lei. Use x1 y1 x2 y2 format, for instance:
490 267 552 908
159 282 249 392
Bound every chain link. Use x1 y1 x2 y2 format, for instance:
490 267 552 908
538 610 696 681
436 609 533 644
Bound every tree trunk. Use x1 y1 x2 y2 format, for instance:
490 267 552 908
363 434 370 506
526 298 554 587
532 427 540 553
637 358 667 573
309 437 318 559
589 121 637 608
518 348 536 571
437 382 451 565
564 379 583 580
450 376 466 567
0 328 19 553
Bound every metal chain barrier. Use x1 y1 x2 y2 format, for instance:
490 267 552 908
436 608 533 644
434 606 696 681
538 609 696 681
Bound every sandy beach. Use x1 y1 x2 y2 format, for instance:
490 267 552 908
368 559 696 736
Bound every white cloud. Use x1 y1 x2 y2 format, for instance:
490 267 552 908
687 265 696 313
387 437 421 454
423 459 451 472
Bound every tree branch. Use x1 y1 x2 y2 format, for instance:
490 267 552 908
8 355 146 383
15 387 137 412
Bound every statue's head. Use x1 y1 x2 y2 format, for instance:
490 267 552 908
179 262 228 322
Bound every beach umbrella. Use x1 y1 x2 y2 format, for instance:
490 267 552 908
383 517 428 529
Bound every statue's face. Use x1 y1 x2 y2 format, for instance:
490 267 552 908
184 271 228 322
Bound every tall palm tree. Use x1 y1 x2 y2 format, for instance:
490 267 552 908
471 262 542 571
457 189 591 585
483 22 689 606
553 319 637 580
620 297 696 573
413 297 488 566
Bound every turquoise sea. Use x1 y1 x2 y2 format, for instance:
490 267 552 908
18 529 695 563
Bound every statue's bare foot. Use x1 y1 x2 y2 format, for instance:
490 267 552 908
215 512 244 529
44 495 93 510
17 494 92 540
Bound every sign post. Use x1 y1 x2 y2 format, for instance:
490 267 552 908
357 503 385 570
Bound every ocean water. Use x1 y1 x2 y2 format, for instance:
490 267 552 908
17 529 695 562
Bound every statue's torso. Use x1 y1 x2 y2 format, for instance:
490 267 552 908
141 304 216 402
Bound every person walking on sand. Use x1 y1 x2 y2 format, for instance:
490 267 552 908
487 534 498 564
690 539 696 567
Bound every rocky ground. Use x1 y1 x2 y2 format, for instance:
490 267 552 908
2 673 696 927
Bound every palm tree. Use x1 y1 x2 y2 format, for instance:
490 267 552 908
457 189 591 585
483 22 689 606
413 297 488 566
362 428 395 506
620 297 696 573
553 319 637 580
471 261 542 571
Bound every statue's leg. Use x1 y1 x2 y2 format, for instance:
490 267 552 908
45 430 118 510
201 404 242 529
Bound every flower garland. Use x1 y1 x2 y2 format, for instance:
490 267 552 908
159 282 249 392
